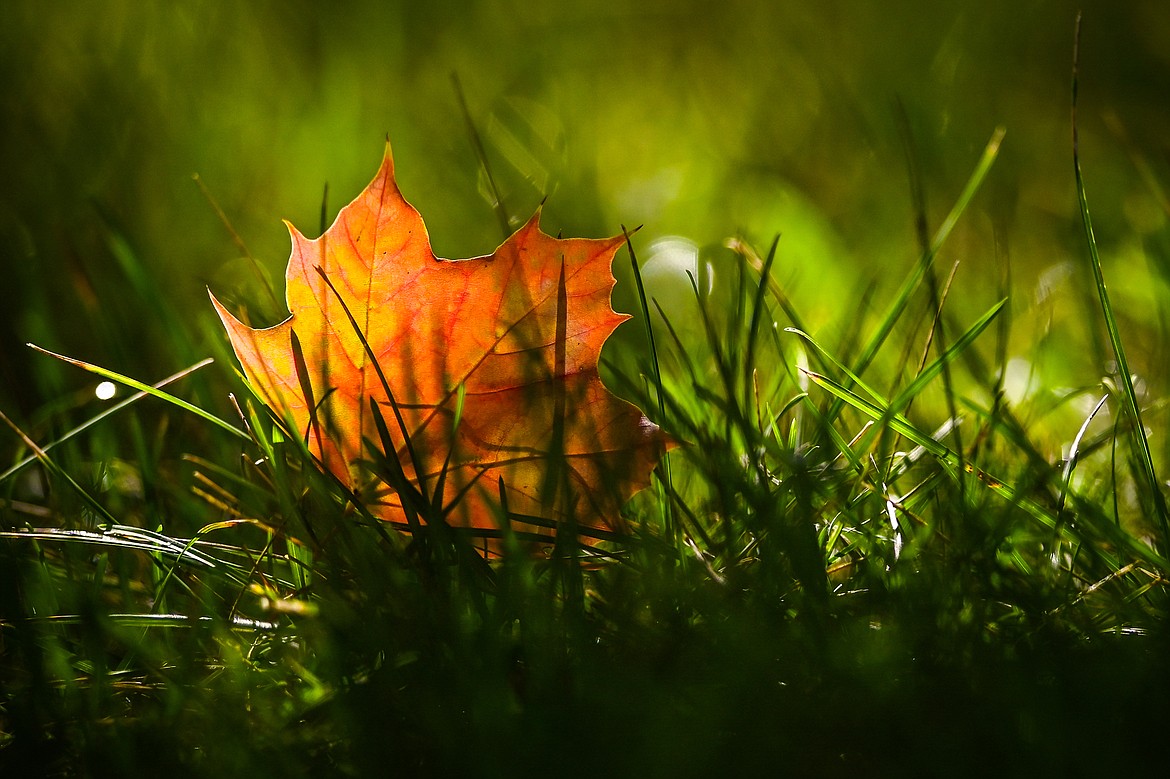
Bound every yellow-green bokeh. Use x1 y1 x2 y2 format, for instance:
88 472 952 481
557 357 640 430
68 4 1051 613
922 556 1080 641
2 0 1169 436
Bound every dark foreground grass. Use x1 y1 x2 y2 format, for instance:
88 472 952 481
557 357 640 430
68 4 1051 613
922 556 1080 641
4 113 1170 776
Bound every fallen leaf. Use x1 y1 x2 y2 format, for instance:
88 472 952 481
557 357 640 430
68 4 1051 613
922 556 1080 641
211 142 668 543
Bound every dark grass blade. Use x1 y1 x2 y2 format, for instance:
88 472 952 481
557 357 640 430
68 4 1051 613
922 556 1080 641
495 475 514 544
624 228 678 545
289 330 326 455
313 266 431 503
539 257 570 519
194 173 280 312
227 365 387 547
650 298 702 388
319 182 330 235
427 383 467 521
728 237 828 374
547 256 585 575
366 397 425 537
624 228 669 426
314 266 501 568
452 73 512 239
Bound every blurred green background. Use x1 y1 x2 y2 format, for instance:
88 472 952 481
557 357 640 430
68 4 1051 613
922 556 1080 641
4 5 1170 773
2 0 1168 430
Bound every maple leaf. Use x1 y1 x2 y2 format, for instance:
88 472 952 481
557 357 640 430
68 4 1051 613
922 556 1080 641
211 143 669 543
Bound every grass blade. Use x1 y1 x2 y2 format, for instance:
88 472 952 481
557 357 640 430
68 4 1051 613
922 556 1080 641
0 358 216 484
624 227 678 546
0 409 120 528
26 345 249 441
1071 14 1170 547
846 126 1006 389
803 368 1168 571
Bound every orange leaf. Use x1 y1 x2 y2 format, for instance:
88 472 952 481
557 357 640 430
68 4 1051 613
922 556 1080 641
211 143 669 542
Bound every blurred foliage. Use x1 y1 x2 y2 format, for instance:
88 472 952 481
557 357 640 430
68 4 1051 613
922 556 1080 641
5 3 1170 774
2 1 1170 425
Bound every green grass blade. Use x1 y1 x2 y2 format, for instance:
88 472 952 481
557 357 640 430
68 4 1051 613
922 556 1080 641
624 228 677 546
26 345 249 441
847 126 1005 387
889 298 1006 409
0 358 216 484
804 368 1168 571
624 228 668 427
744 235 780 413
0 409 120 528
788 297 1004 460
1071 25 1170 546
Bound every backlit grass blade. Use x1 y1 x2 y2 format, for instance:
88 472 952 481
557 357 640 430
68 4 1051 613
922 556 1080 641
1071 17 1170 547
1057 394 1109 520
8 612 280 631
0 358 216 484
26 345 249 441
789 298 1004 457
804 368 1168 572
1 525 224 572
847 126 1005 389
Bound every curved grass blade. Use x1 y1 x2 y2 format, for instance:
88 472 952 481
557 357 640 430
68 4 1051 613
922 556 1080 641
744 235 781 413
7 612 279 631
0 525 224 572
1057 395 1109 520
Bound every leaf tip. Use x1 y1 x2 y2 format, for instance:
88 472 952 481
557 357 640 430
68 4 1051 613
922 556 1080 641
279 219 309 247
379 137 396 177
208 288 250 334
